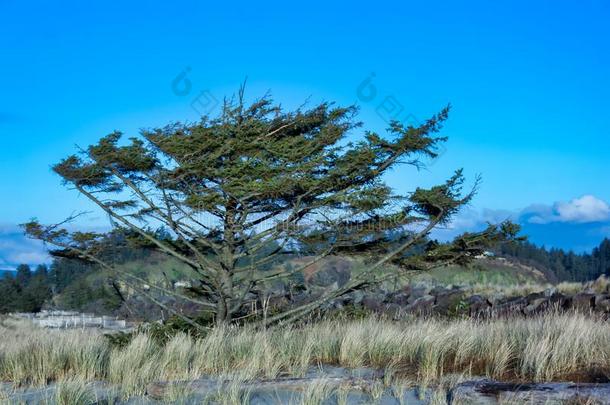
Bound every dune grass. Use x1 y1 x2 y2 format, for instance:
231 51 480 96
52 378 96 405
0 311 609 399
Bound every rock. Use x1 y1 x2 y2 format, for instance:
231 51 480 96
492 297 528 317
595 294 609 306
525 291 545 302
538 292 570 313
523 297 549 315
571 293 596 312
387 291 410 306
467 295 486 304
543 287 558 297
274 294 293 308
468 295 492 317
330 300 344 310
383 303 403 320
430 285 448 296
307 256 352 287
362 295 382 312
407 285 431 304
407 294 435 315
596 298 610 312
449 380 498 404
343 290 365 306
449 379 610 405
434 290 466 315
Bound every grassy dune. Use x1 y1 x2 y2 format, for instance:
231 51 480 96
1 311 609 400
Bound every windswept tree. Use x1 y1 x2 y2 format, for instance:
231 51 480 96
25 90 519 325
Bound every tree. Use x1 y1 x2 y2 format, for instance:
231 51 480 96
15 264 32 286
0 273 21 313
0 264 52 313
24 89 519 325
497 238 610 282
23 265 52 312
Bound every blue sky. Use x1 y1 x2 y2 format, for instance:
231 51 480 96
1 0 609 268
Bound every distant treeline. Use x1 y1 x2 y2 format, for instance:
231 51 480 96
0 230 149 314
3 229 609 314
497 238 610 282
0 264 52 313
0 228 287 315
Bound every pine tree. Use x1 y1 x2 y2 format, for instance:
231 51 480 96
15 264 32 287
24 90 519 325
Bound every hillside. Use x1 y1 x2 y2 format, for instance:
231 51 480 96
3 238 605 319
411 256 550 286
45 253 553 318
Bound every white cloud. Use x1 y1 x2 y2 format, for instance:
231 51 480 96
431 195 610 248
0 224 50 270
431 207 516 241
525 195 610 224
9 251 50 265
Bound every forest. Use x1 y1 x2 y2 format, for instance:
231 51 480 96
497 238 610 282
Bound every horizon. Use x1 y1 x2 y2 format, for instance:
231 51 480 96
1 0 609 270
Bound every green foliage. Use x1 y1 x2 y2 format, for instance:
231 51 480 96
104 331 134 350
0 264 52 313
445 298 470 318
498 238 610 282
141 315 212 344
56 276 122 313
106 314 213 349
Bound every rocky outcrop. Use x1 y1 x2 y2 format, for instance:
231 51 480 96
331 284 610 319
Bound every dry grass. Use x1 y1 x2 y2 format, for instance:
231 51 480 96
52 378 96 405
468 275 610 299
299 379 335 405
468 280 588 298
0 319 108 386
0 311 609 399
468 282 554 298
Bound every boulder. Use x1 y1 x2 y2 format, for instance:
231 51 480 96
571 293 596 312
523 297 550 315
492 296 528 317
401 284 413 297
382 303 403 320
307 257 352 287
468 295 492 317
548 292 570 310
387 291 410 306
343 290 365 306
434 289 466 315
430 285 448 296
406 294 435 315
543 287 558 297
362 295 383 312
596 298 610 313
524 291 545 302
406 285 431 304
595 294 609 306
